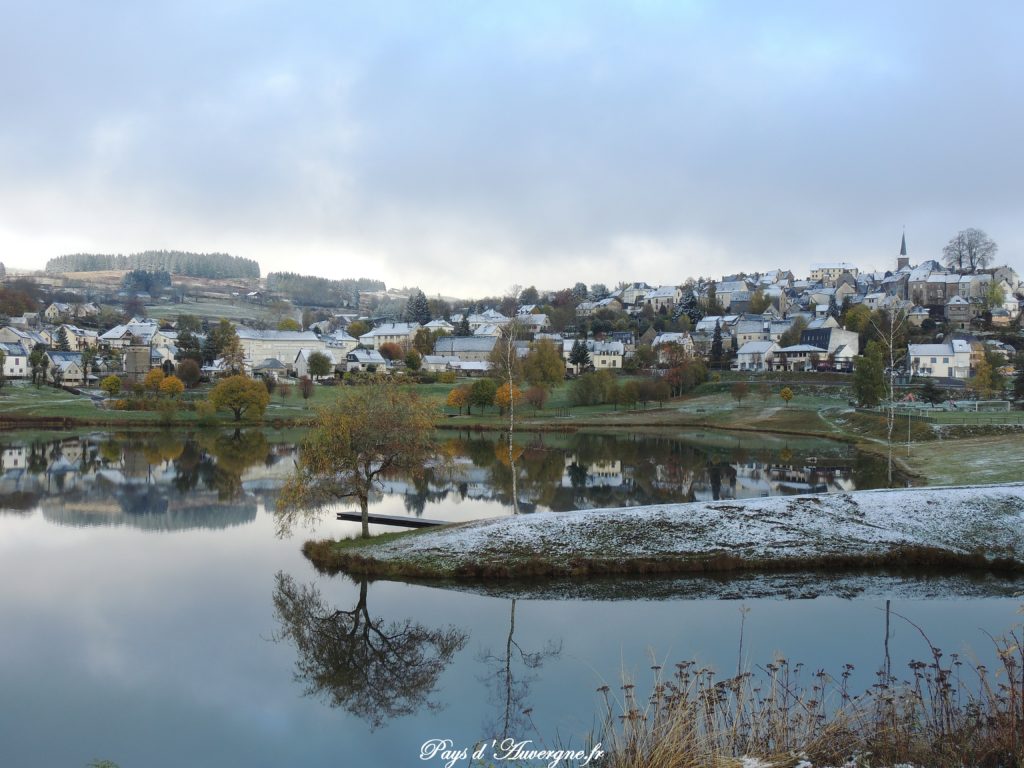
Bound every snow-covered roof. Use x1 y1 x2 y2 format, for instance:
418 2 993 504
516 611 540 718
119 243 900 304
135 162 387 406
736 341 777 355
777 344 828 354
356 322 419 338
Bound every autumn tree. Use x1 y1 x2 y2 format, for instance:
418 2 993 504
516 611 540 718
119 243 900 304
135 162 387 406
143 367 166 395
488 332 522 384
943 228 997 273
524 386 548 410
209 374 271 421
731 381 749 405
347 320 369 339
494 382 522 416
176 359 201 388
779 386 794 407
522 339 564 390
446 386 469 415
277 318 301 331
377 342 402 361
299 375 314 401
100 375 122 397
159 375 185 398
276 383 438 538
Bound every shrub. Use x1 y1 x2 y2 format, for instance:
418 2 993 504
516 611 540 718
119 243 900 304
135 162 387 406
438 371 457 384
525 386 548 410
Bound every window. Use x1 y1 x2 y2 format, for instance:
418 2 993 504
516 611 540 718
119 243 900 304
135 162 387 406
930 357 936 363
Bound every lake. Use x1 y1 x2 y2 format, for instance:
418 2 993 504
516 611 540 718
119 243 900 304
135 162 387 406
0 429 1017 767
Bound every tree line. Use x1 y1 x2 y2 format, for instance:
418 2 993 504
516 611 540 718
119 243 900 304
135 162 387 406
45 251 260 279
265 272 385 307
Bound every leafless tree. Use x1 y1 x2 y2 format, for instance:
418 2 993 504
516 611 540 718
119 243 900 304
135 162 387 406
942 228 998 273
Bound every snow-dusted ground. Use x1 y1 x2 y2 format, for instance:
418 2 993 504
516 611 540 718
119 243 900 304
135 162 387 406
351 484 1024 576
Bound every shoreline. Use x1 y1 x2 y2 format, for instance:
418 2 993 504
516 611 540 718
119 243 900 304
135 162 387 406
303 483 1024 581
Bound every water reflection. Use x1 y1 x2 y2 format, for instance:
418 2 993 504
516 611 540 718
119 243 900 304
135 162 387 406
1 429 898 530
271 572 468 730
477 599 562 740
0 430 286 530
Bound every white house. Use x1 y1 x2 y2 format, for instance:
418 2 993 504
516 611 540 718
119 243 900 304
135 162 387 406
651 332 696 363
644 285 682 312
235 327 327 368
357 322 420 350
561 339 625 372
44 351 86 385
345 349 388 372
293 348 338 379
734 341 778 372
100 318 160 348
907 340 972 379
322 329 359 356
0 342 28 379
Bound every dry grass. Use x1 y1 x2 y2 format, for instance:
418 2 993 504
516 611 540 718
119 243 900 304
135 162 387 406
597 621 1024 767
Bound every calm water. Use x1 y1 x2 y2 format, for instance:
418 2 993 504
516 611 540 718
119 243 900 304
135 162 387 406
0 430 1017 767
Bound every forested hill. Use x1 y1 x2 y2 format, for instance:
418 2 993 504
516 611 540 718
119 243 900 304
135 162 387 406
45 251 261 279
266 272 385 307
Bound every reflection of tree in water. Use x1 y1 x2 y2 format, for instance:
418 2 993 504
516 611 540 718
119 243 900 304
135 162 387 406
272 572 467 730
199 429 269 500
477 599 561 741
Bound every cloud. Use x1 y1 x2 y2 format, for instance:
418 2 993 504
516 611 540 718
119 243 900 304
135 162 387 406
0 1 1021 295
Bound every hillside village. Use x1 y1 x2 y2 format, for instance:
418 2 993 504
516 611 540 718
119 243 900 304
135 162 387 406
0 235 1022 398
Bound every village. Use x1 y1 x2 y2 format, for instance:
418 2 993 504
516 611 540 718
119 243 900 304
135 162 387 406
1 233 1021 409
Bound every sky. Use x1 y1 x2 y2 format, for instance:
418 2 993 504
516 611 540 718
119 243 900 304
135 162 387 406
1 0 1022 298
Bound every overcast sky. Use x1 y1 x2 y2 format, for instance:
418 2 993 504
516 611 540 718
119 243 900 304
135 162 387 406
1 1 1022 297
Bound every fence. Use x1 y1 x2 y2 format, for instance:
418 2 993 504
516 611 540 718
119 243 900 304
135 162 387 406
858 406 1024 426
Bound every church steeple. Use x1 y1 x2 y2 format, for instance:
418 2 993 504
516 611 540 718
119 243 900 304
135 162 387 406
897 230 910 270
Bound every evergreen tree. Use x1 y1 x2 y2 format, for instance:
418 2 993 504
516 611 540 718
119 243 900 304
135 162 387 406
456 316 472 337
568 339 591 371
711 322 723 362
403 290 431 325
677 290 704 325
56 326 71 351
827 293 840 320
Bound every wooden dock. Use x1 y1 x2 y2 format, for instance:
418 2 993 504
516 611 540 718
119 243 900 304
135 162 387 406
335 511 445 528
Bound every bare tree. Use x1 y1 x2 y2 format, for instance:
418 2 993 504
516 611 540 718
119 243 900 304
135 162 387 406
272 572 466 730
942 228 998 273
869 307 908 482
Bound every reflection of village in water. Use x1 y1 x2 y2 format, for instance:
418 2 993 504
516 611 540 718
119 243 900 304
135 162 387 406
0 431 293 530
1 430 891 528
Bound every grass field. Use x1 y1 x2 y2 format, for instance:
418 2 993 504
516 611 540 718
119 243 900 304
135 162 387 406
144 300 283 324
893 434 1024 485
